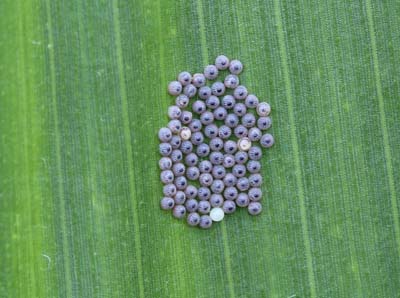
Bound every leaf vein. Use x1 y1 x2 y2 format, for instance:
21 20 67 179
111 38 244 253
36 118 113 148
112 1 145 297
273 1 317 297
365 0 400 259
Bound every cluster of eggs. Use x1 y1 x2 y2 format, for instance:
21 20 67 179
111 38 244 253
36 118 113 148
158 55 274 229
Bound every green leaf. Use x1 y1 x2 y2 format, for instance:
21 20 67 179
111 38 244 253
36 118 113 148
1 0 399 297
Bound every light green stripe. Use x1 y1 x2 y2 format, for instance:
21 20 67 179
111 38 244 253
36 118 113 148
75 1 102 295
17 1 38 296
196 0 209 64
44 0 73 296
111 1 145 297
273 1 317 297
365 0 400 260
221 221 236 298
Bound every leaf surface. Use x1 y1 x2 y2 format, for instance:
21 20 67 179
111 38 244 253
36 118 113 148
1 0 399 297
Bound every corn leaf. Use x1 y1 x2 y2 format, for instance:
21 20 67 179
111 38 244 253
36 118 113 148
1 0 399 297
